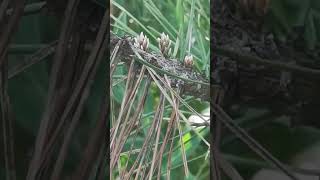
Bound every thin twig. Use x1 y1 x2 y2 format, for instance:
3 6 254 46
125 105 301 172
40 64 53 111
224 153 320 177
8 41 57 79
212 104 300 180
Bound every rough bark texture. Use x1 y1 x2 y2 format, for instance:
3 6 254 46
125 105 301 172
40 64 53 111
111 33 211 102
212 0 320 128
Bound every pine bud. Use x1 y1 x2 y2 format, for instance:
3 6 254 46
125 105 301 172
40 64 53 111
184 55 193 68
134 32 149 51
157 32 172 57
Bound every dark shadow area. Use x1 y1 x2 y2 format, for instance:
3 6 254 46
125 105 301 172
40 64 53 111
0 1 109 179
211 0 320 179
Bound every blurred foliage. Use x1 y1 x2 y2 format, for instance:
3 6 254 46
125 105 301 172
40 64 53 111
267 0 320 49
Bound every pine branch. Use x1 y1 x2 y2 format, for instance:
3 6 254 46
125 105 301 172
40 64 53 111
111 33 213 102
214 46 320 80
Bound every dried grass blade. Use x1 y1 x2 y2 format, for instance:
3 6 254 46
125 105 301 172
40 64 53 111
110 60 135 150
149 94 165 180
147 67 209 146
111 65 146 170
114 76 151 177
212 104 299 180
166 123 177 180
125 92 163 179
165 75 189 177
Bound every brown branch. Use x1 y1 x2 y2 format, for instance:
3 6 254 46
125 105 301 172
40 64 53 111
51 30 108 180
26 0 81 179
212 47 320 106
111 33 212 102
214 46 320 80
49 7 108 179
